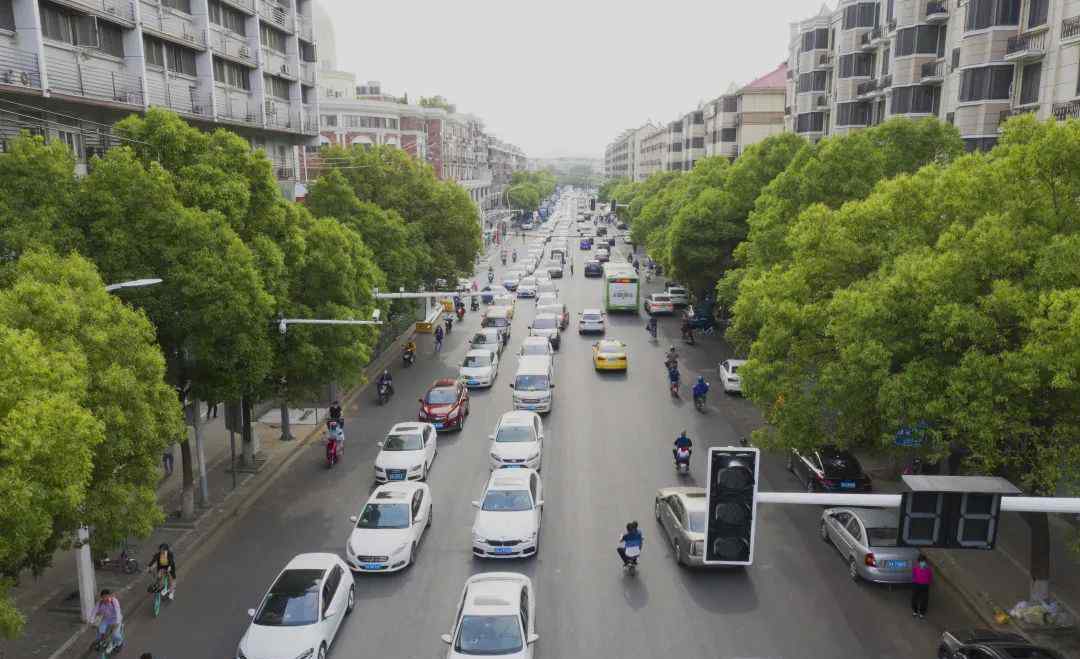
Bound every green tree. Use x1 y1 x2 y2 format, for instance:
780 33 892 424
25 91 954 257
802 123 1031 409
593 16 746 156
598 177 628 203
507 183 541 213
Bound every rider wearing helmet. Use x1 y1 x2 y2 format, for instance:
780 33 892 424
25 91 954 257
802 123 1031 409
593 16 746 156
673 430 693 460
377 368 394 395
692 376 709 401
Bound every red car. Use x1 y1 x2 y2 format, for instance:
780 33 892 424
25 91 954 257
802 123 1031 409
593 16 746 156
418 378 470 431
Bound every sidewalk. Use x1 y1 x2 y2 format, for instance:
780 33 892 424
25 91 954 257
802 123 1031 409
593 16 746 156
859 454 1080 656
0 328 416 659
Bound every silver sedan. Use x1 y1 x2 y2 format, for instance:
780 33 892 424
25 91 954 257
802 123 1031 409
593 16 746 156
819 507 920 583
654 487 709 567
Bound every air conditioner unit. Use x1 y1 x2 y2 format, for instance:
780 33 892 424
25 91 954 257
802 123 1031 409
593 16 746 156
239 45 250 58
280 64 291 75
265 100 276 114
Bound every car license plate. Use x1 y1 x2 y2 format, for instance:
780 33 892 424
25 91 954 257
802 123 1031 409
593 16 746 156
883 560 908 569
389 473 404 481
841 481 856 489
493 547 514 555
502 464 522 468
522 404 537 410
467 379 479 385
363 563 384 570
433 422 444 429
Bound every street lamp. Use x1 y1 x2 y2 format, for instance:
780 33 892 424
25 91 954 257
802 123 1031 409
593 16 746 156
103 277 163 292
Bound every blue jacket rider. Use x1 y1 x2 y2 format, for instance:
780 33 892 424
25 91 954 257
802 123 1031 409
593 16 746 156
673 430 692 459
693 377 709 399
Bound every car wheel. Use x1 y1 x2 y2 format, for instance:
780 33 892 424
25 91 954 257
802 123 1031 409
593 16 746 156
819 520 831 544
345 584 355 614
848 557 861 581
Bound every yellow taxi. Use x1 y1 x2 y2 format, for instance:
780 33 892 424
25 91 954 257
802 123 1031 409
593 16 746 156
592 339 628 371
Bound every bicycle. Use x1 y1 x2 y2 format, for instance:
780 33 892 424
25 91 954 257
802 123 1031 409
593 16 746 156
148 569 170 618
90 623 123 658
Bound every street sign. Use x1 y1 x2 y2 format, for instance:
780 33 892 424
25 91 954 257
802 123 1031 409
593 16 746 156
894 421 929 447
704 446 760 565
896 475 1020 550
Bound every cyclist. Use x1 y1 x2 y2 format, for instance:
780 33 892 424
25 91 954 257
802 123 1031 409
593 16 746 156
148 543 177 600
91 589 124 651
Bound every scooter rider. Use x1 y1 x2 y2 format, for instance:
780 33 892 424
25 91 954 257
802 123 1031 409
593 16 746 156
328 399 343 425
665 345 678 370
692 377 709 404
673 430 693 461
403 339 417 364
617 521 643 567
444 313 454 333
668 363 681 392
376 368 394 395
646 316 658 339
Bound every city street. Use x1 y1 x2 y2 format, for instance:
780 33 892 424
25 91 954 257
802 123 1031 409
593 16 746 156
112 200 978 659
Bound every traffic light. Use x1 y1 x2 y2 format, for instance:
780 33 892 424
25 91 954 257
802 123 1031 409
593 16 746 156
704 446 760 565
590 198 596 211
610 198 617 214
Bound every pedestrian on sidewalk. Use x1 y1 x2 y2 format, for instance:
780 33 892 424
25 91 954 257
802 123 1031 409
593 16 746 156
162 445 174 477
569 261 574 277
911 554 932 618
208 401 218 419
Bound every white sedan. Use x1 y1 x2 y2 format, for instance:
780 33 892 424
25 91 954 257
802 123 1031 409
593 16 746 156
471 468 543 559
344 482 431 573
718 359 748 394
237 553 354 659
460 349 499 387
374 422 437 483
578 308 606 334
488 411 544 470
441 573 537 658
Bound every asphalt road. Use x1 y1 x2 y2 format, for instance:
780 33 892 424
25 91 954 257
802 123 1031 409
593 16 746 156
116 198 978 659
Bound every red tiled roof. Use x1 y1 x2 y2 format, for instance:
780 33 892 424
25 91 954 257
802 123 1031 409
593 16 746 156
742 63 788 91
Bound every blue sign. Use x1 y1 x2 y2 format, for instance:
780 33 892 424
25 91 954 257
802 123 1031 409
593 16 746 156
894 421 929 447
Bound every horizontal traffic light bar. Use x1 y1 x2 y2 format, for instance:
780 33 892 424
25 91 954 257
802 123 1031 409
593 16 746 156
754 491 1080 513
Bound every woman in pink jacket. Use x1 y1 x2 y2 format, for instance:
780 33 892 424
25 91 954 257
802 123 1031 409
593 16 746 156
911 554 932 618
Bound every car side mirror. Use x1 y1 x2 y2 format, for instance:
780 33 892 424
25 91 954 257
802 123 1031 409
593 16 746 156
247 608 256 617
349 515 358 523
418 398 424 404
471 500 481 508
441 634 453 644
376 442 383 448
488 434 495 440
508 383 515 389
536 499 545 506
528 633 539 644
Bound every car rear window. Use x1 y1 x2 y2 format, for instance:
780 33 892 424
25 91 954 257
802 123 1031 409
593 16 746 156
866 527 898 547
582 313 602 321
533 317 558 329
652 295 671 302
821 452 864 479
463 354 492 367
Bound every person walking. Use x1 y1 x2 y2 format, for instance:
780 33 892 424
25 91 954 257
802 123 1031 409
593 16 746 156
569 260 574 277
911 554 932 618
161 445 174 477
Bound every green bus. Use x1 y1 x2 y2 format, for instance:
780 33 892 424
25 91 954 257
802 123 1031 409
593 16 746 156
603 263 639 312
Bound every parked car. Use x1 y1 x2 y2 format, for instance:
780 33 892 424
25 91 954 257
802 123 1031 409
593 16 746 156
787 446 872 492
819 507 918 583
418 379 470 431
718 359 747 394
937 630 1065 659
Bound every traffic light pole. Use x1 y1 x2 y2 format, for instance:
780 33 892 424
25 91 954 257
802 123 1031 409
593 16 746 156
755 492 1080 513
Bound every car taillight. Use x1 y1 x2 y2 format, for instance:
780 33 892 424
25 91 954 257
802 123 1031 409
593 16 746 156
820 478 837 488
864 553 877 567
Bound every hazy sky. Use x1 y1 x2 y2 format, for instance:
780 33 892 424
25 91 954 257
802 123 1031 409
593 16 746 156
323 0 825 159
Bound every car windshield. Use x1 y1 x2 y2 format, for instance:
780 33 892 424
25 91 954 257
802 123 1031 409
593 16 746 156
533 317 557 329
537 306 560 317
488 318 509 328
383 433 423 451
253 569 322 626
652 295 671 302
688 510 707 533
482 490 533 512
866 527 899 547
669 288 686 295
454 614 523 655
464 354 492 368
727 363 740 373
520 278 536 286
514 375 549 391
582 313 602 322
426 387 458 404
598 343 623 355
356 502 410 529
496 425 535 443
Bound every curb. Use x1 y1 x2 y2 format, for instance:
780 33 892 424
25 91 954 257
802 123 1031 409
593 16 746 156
46 325 418 659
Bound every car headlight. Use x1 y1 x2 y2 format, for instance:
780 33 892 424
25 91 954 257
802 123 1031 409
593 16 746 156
490 452 501 461
293 650 315 659
472 531 484 543
374 466 384 473
409 464 423 473
527 530 538 541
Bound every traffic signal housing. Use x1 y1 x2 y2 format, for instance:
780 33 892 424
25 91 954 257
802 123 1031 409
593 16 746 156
590 198 596 211
704 446 760 565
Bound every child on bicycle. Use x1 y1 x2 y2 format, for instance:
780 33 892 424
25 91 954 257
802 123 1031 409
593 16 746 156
92 589 124 650
148 543 177 600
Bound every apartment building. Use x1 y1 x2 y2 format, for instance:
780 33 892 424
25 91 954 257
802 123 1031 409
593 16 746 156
603 121 657 181
704 64 787 161
0 0 319 187
786 0 1080 151
637 123 668 179
673 109 705 171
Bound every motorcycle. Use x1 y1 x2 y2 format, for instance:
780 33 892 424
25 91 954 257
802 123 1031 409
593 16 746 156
94 548 139 574
326 434 342 468
681 325 696 345
456 305 466 321
622 548 641 575
693 388 708 412
674 447 691 474
670 379 679 397
444 315 454 334
377 380 392 405
470 297 480 311
402 347 416 367
646 320 658 342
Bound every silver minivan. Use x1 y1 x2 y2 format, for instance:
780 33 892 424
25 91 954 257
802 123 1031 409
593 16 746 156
509 355 554 413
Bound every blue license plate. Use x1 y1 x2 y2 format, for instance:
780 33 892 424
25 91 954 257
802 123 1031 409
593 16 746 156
841 481 856 489
389 473 404 481
493 547 514 555
363 563 384 570
501 464 522 468
467 379 479 385
883 560 908 569
433 423 444 429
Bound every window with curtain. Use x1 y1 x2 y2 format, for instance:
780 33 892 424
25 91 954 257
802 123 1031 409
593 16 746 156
144 35 164 66
965 0 1020 31
264 75 290 100
214 57 251 90
836 101 871 126
795 112 825 132
798 70 828 92
1027 0 1048 28
894 25 943 56
166 43 197 76
842 2 879 29
838 53 875 77
209 0 247 34
891 85 940 114
259 23 286 52
1019 62 1041 105
959 65 1014 101
97 21 122 56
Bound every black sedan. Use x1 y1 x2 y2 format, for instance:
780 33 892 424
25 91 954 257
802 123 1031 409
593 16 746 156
583 260 604 278
938 629 1064 659
787 446 872 493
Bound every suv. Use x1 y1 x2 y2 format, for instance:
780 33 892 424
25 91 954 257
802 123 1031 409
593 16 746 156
529 313 561 350
665 285 689 306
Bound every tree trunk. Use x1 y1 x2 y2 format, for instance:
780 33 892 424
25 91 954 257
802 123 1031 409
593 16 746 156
1021 511 1051 601
193 400 208 507
279 399 293 441
179 438 195 521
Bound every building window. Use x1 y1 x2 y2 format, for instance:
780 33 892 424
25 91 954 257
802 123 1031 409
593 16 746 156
721 96 737 112
259 23 286 53
1027 0 1048 29
720 127 736 142
692 111 703 124
964 0 1020 31
842 2 878 29
801 27 829 51
144 35 164 67
798 70 828 92
838 53 875 78
959 65 1014 102
881 48 890 76
691 136 704 148
213 56 251 90
300 41 316 62
209 0 246 35
0 0 14 30
1019 62 1041 105
891 85 940 114
836 101 871 126
885 0 894 21
964 137 998 152
264 75 290 100
98 21 123 56
795 112 825 132
894 25 944 57
166 43 197 76
162 0 191 13
952 48 961 69
321 114 337 127
41 3 97 47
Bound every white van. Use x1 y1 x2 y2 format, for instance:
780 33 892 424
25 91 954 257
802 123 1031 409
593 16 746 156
509 355 554 413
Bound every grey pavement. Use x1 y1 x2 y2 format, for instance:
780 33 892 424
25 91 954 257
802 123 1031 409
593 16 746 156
105 213 982 659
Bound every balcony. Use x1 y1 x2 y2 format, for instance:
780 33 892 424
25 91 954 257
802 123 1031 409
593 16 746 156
142 9 207 49
302 104 318 134
998 106 1037 130
214 87 261 125
870 25 888 46
1062 16 1080 44
258 1 293 33
46 50 143 105
261 48 294 79
887 18 897 32
296 15 314 42
1005 31 1047 61
220 0 254 12
816 52 833 69
814 93 830 108
879 74 892 90
264 101 298 131
211 26 255 64
860 31 875 51
926 1 948 24
299 61 316 86
1051 100 1080 121
0 44 43 91
57 0 135 24
920 60 945 84
856 79 878 98
149 79 211 117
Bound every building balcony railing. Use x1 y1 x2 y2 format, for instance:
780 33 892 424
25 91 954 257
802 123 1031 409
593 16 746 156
926 1 948 24
920 60 945 83
144 11 207 48
220 0 254 12
214 87 261 125
211 26 255 64
0 44 43 90
46 52 143 105
260 48 294 79
299 61 316 86
998 105 1037 130
258 1 293 33
816 52 833 68
1051 100 1080 121
879 74 892 90
61 0 135 23
296 14 314 42
1063 16 1080 42
264 102 298 130
302 104 318 134
870 25 888 46
814 93 830 108
151 79 211 117
1005 30 1047 61
856 79 878 98
860 31 875 51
